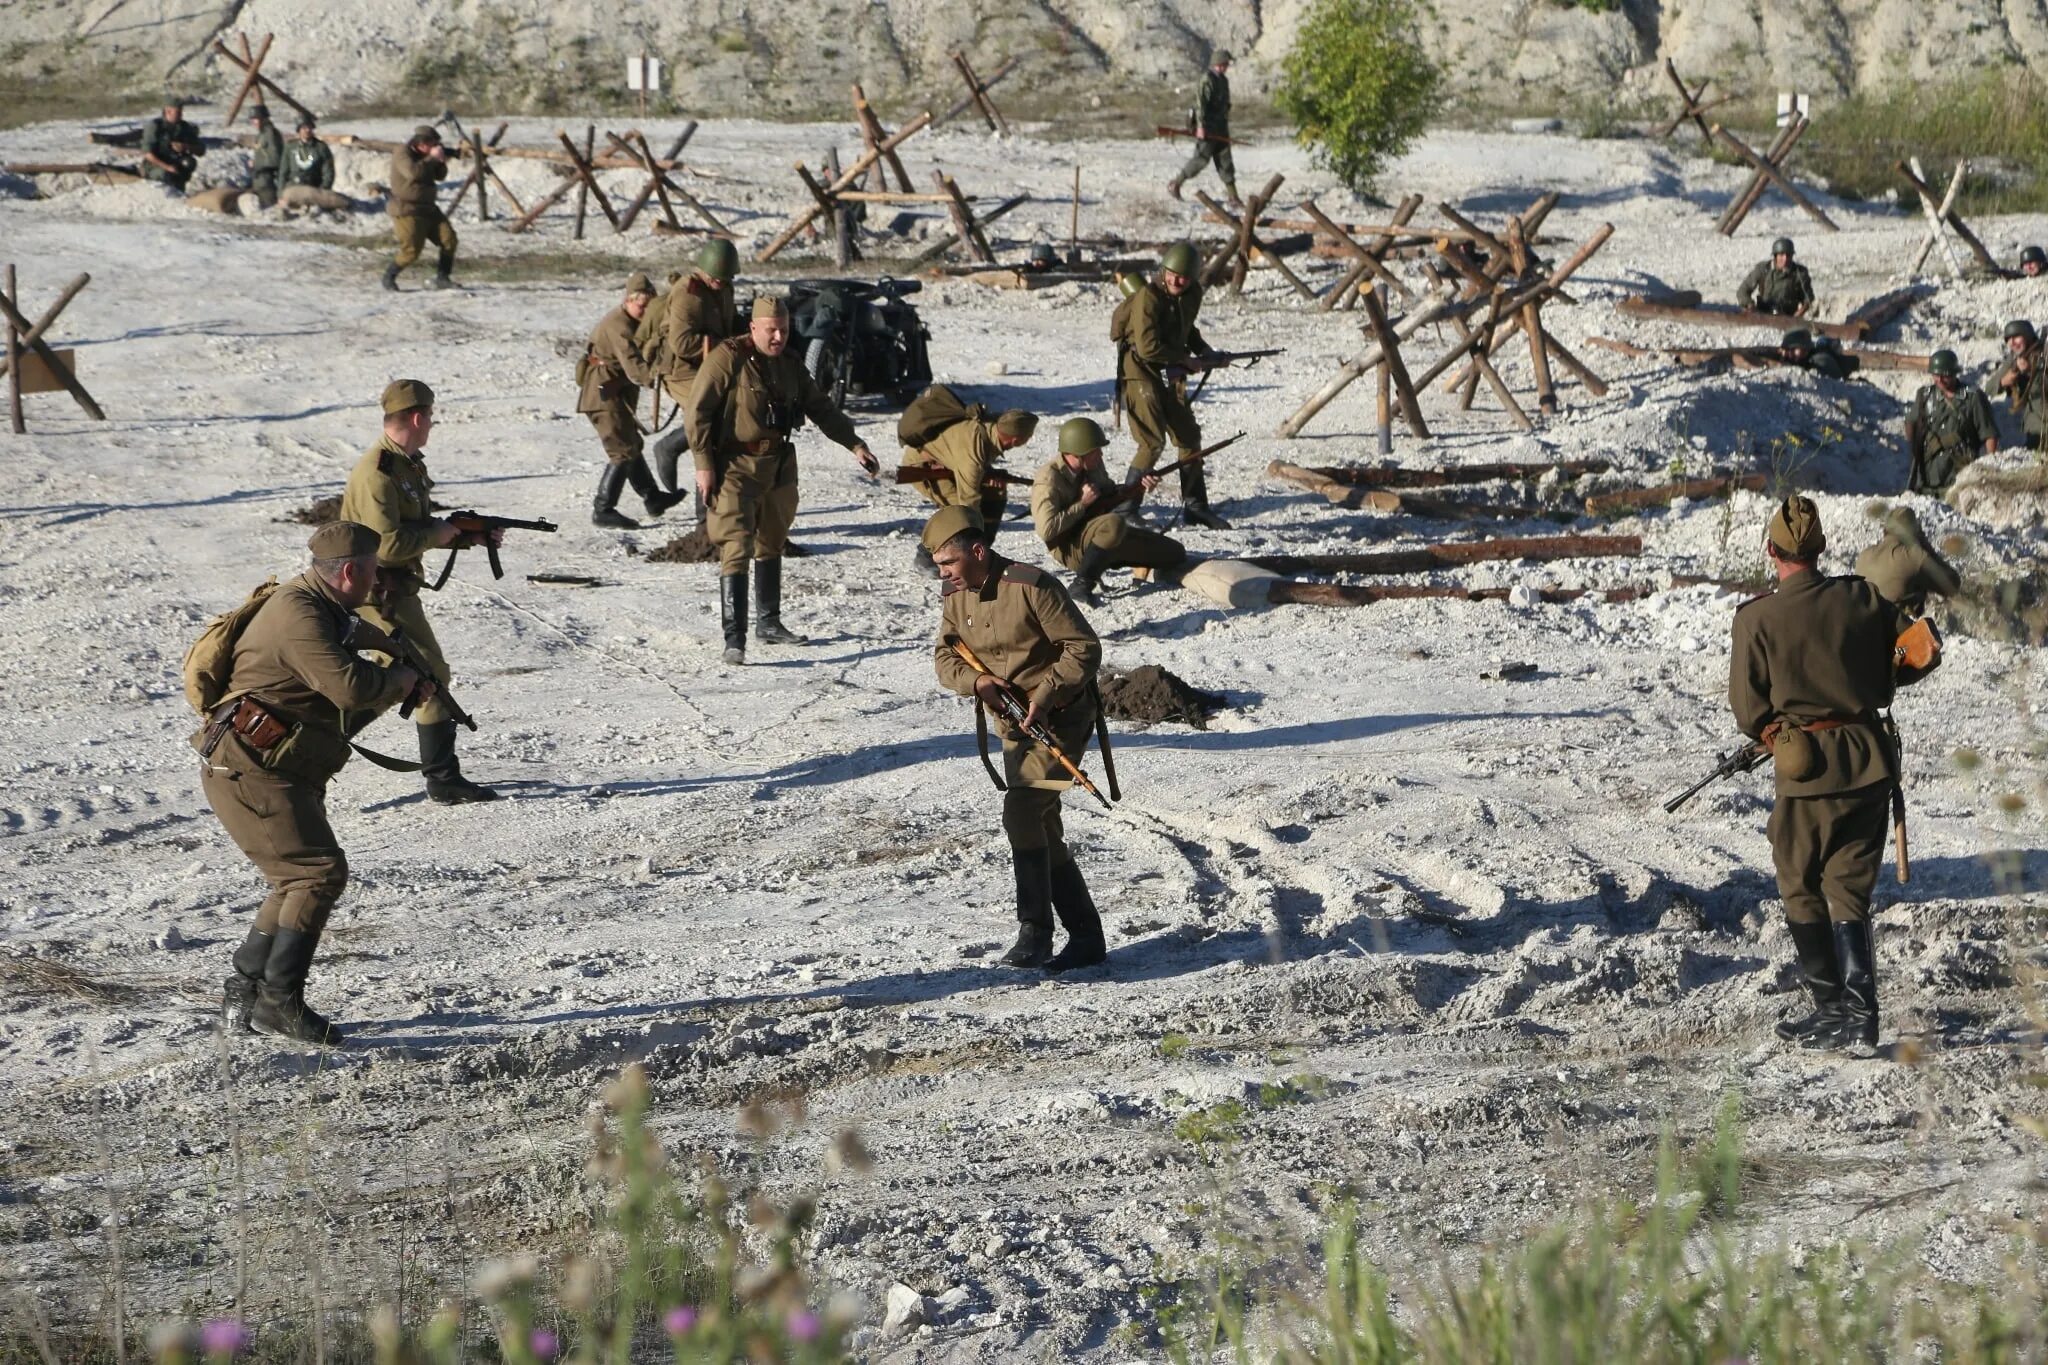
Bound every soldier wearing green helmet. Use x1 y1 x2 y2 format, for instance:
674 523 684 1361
1905 349 1997 493
1167 48 1239 206
1738 237 1814 317
1109 241 1231 528
1991 319 2047 450
1031 417 1186 603
651 237 743 497
2019 245 2046 278
1777 328 1854 380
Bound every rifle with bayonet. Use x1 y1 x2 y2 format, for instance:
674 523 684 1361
1663 740 1767 814
428 511 560 589
947 638 1113 811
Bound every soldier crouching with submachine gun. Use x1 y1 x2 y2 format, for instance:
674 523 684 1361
1668 497 1939 1056
926 505 1117 973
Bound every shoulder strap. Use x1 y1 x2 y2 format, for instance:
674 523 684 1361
973 700 1007 792
1089 678 1119 802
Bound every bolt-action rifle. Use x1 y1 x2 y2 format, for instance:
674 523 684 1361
428 511 560 589
894 465 1032 489
1097 432 1246 512
947 638 1113 810
1663 740 1766 814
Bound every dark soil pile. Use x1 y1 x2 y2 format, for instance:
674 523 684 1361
279 494 342 525
1097 664 1228 730
643 528 719 563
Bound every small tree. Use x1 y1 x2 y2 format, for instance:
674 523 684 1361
1276 0 1441 196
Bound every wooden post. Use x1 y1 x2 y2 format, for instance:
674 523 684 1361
1711 124 1837 232
1274 285 1458 437
933 170 995 263
951 51 1010 136
1897 159 2000 274
906 193 1028 269
224 33 275 126
936 55 1018 127
508 170 578 234
1717 117 1803 235
4 265 21 435
1359 284 1429 438
561 126 619 236
211 37 313 125
1069 165 1080 260
851 85 914 193
0 273 105 423
1374 285 1392 456
1909 158 1968 280
758 110 933 261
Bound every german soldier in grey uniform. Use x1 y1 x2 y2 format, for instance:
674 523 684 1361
1730 497 1916 1053
1905 350 1997 494
1738 237 1814 317
1167 49 1238 206
196 522 428 1043
928 505 1109 972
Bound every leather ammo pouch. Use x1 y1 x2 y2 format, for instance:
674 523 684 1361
210 697 351 781
1762 718 1851 783
223 697 290 751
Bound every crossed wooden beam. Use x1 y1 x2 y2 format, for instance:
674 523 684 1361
948 51 1012 136
605 128 726 235
1898 158 2001 277
1656 59 1731 147
758 111 936 261
1196 174 1312 299
1 268 105 433
1715 117 1835 235
446 122 525 223
213 32 313 126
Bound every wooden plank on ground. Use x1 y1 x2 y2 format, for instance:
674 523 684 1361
1250 535 1642 576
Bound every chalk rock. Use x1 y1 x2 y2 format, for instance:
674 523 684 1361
882 1282 929 1338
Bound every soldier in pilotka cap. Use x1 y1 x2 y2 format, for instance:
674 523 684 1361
195 521 432 1045
384 124 457 291
579 271 686 528
1729 496 1927 1055
685 294 879 664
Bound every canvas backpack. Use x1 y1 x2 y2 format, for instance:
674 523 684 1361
182 578 279 714
897 383 987 449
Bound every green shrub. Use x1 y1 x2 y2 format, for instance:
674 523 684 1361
1799 68 2048 214
1275 0 1442 195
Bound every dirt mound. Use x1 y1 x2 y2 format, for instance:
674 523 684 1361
1948 573 2048 646
279 494 342 525
1098 665 1227 730
643 528 719 563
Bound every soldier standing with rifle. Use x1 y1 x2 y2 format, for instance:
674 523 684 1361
579 271 686 529
1905 350 1997 494
651 239 742 499
383 125 457 292
194 522 430 1044
1990 320 2047 451
927 505 1112 973
1166 48 1239 207
340 379 502 803
686 297 879 664
1032 417 1186 603
1113 243 1234 529
1728 497 1922 1055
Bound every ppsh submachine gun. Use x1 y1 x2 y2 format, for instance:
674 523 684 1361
428 511 559 589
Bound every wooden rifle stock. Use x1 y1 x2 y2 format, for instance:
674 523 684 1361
948 638 1111 809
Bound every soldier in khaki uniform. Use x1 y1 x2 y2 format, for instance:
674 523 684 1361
340 379 500 802
1989 320 2047 450
383 125 457 292
686 296 879 663
901 406 1038 574
1032 417 1185 603
196 522 428 1044
1113 242 1229 528
1730 497 1913 1053
651 239 742 496
579 272 685 528
1905 350 1997 493
1854 506 1961 616
927 505 1108 972
1737 237 1814 317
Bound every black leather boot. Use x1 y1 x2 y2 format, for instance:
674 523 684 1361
381 263 401 292
591 463 640 529
429 251 455 290
719 572 747 664
754 558 807 645
1775 919 1843 1041
1179 462 1231 530
1002 846 1056 967
250 928 341 1045
419 719 500 804
1046 857 1107 973
1071 545 1112 605
1811 919 1879 1052
651 428 691 495
626 455 684 516
223 926 273 1034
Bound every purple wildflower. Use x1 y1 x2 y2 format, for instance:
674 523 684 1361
528 1328 558 1360
786 1309 821 1342
199 1320 250 1357
663 1306 698 1336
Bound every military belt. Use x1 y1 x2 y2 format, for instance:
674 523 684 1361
735 437 788 456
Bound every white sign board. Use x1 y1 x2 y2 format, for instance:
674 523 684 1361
627 56 663 92
1775 92 1810 128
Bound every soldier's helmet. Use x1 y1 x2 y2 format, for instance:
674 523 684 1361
1160 241 1200 276
1771 236 1795 257
2022 245 2047 270
2003 319 2038 343
1780 328 1812 352
695 238 738 282
1058 417 1109 455
1211 48 1233 66
1028 242 1058 268
1929 349 1961 378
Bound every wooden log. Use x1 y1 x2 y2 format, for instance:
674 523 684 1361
905 194 1029 269
211 37 313 123
1717 117 1803 234
4 266 20 434
1 162 143 178
1842 285 1922 337
0 272 91 383
1444 310 1533 430
758 111 933 261
1584 473 1769 515
936 55 1019 127
1614 295 1868 342
1196 188 1314 300
1713 122 1836 233
1360 285 1429 437
1896 160 2000 274
224 33 274 126
1302 198 1413 307
1276 286 1467 436
1841 345 1930 373
1356 489 1576 522
607 130 685 232
1269 581 1647 607
852 83 915 193
934 170 995 264
1411 224 1614 391
1267 457 1610 493
951 51 1011 137
1250 535 1641 576
563 126 613 237
506 167 578 233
